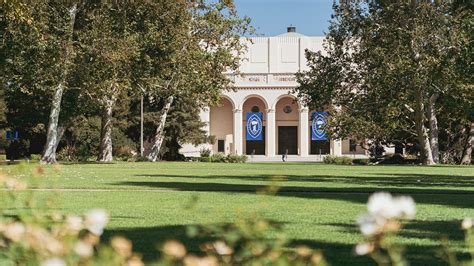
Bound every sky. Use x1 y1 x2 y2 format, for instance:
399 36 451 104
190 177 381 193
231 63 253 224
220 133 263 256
234 0 334 37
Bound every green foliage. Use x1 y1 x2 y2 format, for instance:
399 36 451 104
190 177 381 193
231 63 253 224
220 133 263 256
210 153 227 163
207 153 248 163
295 1 473 164
181 214 327 266
226 154 248 163
189 153 247 163
54 116 135 162
323 155 352 165
200 148 211 158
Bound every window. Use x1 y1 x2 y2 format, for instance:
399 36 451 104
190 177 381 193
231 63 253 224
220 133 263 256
349 139 357 152
218 140 225 153
251 106 260 113
283 105 293 114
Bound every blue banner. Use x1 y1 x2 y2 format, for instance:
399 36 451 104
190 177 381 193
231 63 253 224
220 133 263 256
6 131 12 141
311 112 328 141
246 112 263 141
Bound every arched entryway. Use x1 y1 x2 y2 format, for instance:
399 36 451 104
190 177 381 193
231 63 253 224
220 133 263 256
210 97 234 154
275 96 300 155
242 96 267 155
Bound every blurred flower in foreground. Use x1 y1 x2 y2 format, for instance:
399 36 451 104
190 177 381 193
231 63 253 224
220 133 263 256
84 209 109 236
41 258 66 266
358 192 416 238
462 218 473 230
354 192 416 266
163 240 187 259
111 236 133 258
74 240 93 258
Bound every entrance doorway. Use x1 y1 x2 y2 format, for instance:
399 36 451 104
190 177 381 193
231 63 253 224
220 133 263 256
310 140 330 155
246 127 266 155
278 126 298 155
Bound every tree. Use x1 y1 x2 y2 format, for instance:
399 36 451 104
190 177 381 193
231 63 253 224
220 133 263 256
1 0 81 164
131 0 250 162
76 1 139 162
295 1 472 165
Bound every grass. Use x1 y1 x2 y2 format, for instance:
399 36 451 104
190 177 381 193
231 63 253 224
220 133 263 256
1 162 474 265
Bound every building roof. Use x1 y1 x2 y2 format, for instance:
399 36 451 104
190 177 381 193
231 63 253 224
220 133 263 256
276 31 306 37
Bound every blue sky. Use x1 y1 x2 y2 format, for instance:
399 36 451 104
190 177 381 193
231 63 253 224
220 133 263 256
234 0 334 36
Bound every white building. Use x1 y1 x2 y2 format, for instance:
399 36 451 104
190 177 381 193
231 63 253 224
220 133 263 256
181 27 368 161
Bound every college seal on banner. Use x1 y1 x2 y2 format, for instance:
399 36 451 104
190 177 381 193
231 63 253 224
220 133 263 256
246 112 263 141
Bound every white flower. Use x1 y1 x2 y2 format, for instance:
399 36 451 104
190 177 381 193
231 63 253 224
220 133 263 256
213 241 233 255
462 218 473 230
354 243 373 255
74 241 93 258
393 196 416 219
41 258 66 266
66 215 83 232
357 214 382 236
367 192 400 219
4 222 26 242
84 209 108 236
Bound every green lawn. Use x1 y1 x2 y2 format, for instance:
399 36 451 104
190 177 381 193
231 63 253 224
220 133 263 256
1 162 474 265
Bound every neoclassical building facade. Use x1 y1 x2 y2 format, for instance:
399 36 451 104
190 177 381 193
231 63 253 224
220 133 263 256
181 27 367 161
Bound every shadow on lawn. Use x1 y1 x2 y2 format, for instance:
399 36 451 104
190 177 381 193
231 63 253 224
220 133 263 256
134 172 474 188
102 220 466 266
113 180 474 209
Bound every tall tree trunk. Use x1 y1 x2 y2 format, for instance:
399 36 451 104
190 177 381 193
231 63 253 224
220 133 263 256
98 93 117 162
40 4 78 164
427 93 440 164
53 124 66 153
41 85 65 164
148 96 174 162
414 88 435 165
460 122 473 165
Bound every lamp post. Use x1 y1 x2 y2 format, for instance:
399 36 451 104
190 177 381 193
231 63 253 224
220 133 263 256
140 94 144 157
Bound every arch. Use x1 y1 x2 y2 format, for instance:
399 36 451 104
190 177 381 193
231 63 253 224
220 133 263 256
217 95 236 110
242 95 268 155
210 97 234 155
274 94 300 155
240 94 269 110
271 94 301 110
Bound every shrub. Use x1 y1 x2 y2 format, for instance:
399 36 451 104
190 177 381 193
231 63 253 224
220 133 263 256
200 148 211 158
210 153 226 163
335 156 353 165
56 145 79 162
226 154 248 163
198 157 211 162
29 154 41 161
323 155 353 165
323 155 335 164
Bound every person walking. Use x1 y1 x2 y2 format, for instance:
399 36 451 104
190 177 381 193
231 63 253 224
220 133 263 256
282 149 288 162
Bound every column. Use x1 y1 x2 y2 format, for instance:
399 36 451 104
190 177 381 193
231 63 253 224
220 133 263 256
199 107 211 150
331 140 343 156
266 108 276 157
199 107 210 136
299 108 309 157
233 109 243 155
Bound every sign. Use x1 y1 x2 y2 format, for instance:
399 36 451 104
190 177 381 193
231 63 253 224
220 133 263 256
246 112 263 141
6 131 19 141
311 112 328 141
